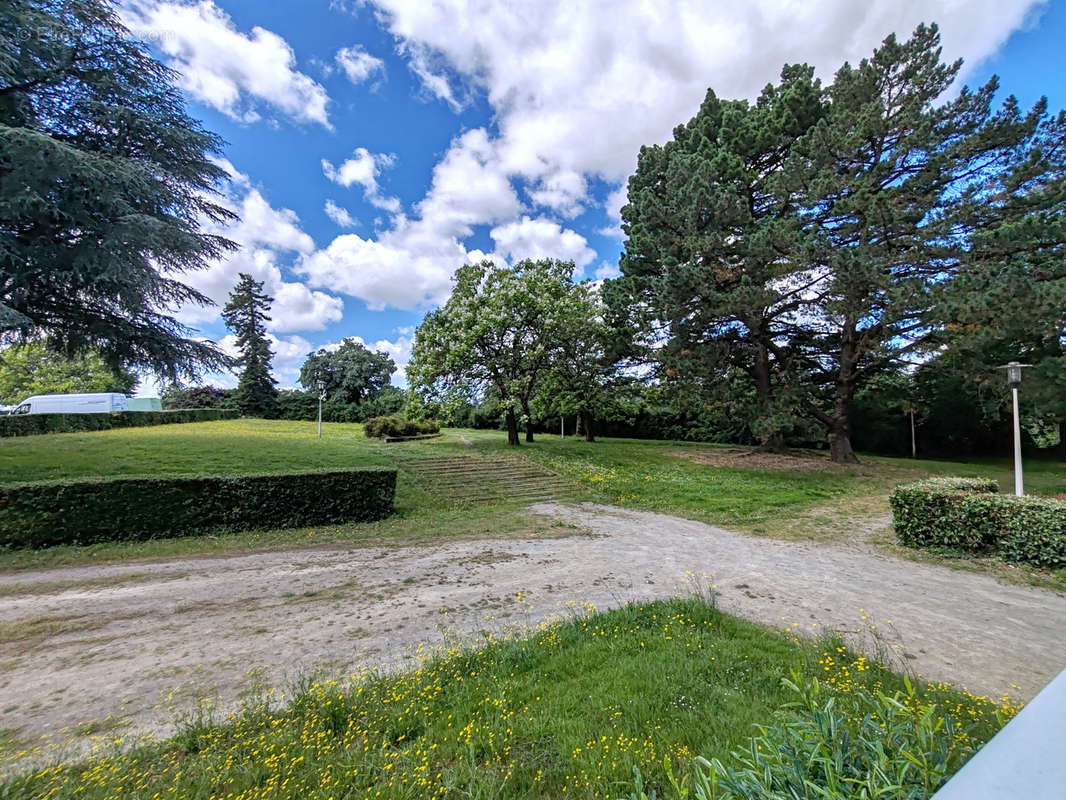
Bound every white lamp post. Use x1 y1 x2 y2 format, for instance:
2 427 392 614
998 361 1030 496
316 378 326 439
903 402 918 459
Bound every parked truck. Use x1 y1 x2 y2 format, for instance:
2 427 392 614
8 393 129 415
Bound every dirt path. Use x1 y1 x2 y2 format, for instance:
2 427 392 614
2 502 1064 764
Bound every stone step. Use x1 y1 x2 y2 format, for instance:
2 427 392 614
399 453 575 504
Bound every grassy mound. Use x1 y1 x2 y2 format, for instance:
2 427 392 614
2 598 1014 799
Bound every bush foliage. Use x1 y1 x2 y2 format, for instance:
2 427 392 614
0 409 239 438
161 385 238 410
632 676 1003 800
276 386 405 424
0 469 396 548
890 477 1066 567
363 415 440 439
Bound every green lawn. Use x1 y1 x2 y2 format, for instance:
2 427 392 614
1 421 1064 581
0 597 1012 799
0 423 1048 795
0 418 394 482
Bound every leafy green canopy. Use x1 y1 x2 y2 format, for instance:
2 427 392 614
0 0 236 379
299 338 396 405
222 273 277 418
0 340 136 403
535 282 633 441
409 259 588 445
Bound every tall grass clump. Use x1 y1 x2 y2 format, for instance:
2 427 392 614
621 675 1014 799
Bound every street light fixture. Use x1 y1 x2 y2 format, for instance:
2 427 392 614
316 378 326 439
998 361 1031 496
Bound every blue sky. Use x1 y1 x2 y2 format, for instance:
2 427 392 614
120 0 1064 391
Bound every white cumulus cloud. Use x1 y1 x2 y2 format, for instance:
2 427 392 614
122 0 331 128
175 161 344 333
599 182 630 238
297 222 486 312
335 45 385 85
297 0 1045 317
490 216 596 268
368 0 1042 185
528 170 589 218
402 43 464 111
300 129 526 310
322 148 401 212
324 200 359 228
414 129 521 239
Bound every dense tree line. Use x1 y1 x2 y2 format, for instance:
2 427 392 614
166 276 404 421
0 341 137 403
9 4 1061 462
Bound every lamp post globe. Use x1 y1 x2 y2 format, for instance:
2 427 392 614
1006 362 1023 387
316 378 326 439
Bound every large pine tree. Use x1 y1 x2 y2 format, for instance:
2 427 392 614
611 65 825 450
222 274 278 418
615 24 1066 462
789 25 1063 462
1 0 236 379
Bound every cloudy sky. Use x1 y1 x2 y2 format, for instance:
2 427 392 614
120 0 1063 390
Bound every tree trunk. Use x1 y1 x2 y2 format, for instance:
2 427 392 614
505 407 520 446
583 410 595 442
750 339 787 452
827 337 859 464
575 413 583 436
522 400 534 442
828 425 857 463
1058 418 1066 461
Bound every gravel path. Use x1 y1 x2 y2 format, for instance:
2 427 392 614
2 502 1064 761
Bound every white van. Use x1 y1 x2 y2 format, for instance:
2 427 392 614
11 393 129 415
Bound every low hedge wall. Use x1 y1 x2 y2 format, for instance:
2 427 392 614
0 408 239 437
889 477 1066 568
0 468 396 549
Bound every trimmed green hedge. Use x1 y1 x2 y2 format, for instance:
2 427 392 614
0 469 396 549
890 477 1066 568
363 415 440 439
0 408 239 437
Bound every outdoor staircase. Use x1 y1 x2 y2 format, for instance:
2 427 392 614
399 454 576 504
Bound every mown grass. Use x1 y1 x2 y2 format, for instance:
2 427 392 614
1 421 1063 584
0 597 1014 799
0 420 525 570
467 431 1066 517
502 436 861 526
0 419 394 481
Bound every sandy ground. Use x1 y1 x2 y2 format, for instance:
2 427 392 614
2 502 1065 763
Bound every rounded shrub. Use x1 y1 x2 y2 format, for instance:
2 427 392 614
363 415 440 439
890 477 1066 567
